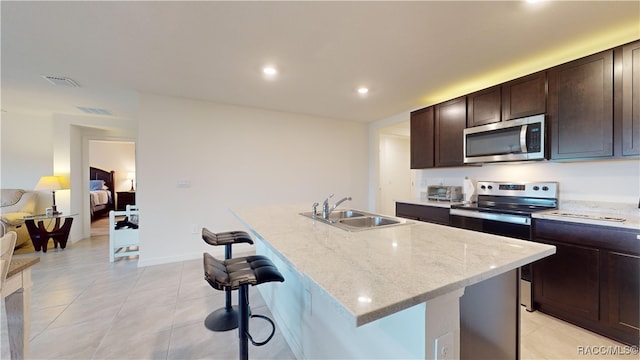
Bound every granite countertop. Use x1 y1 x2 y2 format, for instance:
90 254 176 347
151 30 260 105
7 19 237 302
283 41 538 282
232 204 555 326
395 198 463 208
533 201 640 230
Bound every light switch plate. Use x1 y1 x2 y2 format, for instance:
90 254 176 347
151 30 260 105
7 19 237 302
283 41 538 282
177 179 191 188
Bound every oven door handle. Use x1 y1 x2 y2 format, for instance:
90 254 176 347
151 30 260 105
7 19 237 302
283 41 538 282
450 208 531 225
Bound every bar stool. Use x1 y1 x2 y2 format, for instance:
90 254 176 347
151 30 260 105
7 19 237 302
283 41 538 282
202 227 254 331
203 252 284 360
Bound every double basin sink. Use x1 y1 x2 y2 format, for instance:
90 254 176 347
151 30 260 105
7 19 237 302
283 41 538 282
299 209 410 231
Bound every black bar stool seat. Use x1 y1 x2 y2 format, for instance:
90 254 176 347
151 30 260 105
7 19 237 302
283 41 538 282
203 253 284 291
203 252 284 360
202 227 254 331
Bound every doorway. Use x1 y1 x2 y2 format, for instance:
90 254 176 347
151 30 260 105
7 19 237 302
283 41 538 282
88 140 136 237
377 121 412 216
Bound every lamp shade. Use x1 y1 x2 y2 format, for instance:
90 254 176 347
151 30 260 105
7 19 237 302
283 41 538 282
127 172 135 180
34 176 63 191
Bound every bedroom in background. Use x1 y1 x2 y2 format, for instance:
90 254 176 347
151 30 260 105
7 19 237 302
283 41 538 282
88 140 136 238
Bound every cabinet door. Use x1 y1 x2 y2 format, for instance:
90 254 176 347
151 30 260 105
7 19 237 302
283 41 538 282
467 85 501 127
435 96 466 167
502 72 546 121
548 50 614 160
410 107 434 169
396 202 450 226
621 41 640 156
533 239 600 322
605 251 640 345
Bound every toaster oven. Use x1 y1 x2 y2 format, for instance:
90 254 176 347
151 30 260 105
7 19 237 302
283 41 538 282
427 185 463 202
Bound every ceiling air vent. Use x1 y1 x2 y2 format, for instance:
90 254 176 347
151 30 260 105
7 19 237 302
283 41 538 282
76 106 113 116
41 75 80 87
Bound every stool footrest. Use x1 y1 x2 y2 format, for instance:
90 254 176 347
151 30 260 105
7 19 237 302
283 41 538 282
246 314 276 346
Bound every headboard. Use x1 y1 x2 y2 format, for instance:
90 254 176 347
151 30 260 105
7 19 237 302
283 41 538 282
89 167 115 219
89 167 115 192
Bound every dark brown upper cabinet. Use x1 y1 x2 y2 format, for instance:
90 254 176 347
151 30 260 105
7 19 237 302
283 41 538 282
435 96 466 167
502 71 547 121
618 40 640 156
467 85 501 127
548 50 614 160
410 106 435 169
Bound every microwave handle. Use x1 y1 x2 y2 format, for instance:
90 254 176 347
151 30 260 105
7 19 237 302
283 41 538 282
520 125 528 152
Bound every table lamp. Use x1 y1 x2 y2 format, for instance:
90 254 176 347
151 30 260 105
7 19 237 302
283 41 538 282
34 176 63 215
127 172 135 191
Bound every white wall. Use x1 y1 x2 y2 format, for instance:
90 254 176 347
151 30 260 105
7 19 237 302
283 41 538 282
137 94 369 266
0 112 54 212
378 134 411 216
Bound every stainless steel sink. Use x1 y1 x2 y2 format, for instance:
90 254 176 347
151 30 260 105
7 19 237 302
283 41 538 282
337 216 400 227
299 209 410 231
327 210 367 220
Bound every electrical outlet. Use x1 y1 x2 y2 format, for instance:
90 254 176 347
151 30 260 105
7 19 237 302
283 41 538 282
434 332 454 360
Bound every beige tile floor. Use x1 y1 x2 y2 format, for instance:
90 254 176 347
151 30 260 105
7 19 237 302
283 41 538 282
1 218 637 359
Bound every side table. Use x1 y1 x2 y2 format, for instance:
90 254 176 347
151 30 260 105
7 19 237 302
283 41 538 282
116 191 136 211
23 214 77 252
3 257 39 359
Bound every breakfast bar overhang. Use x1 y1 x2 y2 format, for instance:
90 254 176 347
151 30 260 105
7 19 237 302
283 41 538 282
232 204 556 359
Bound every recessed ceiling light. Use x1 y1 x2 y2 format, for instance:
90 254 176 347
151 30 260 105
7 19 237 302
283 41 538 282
262 66 277 76
357 87 369 95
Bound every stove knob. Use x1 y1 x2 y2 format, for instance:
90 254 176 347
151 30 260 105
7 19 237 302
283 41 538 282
542 186 549 191
480 185 486 190
533 186 540 191
487 185 493 190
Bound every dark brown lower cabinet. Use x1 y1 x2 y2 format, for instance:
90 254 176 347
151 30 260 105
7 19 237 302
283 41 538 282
605 251 640 344
533 240 600 322
395 202 450 226
532 219 640 346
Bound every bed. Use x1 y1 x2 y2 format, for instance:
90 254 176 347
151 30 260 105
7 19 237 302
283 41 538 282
90 167 115 220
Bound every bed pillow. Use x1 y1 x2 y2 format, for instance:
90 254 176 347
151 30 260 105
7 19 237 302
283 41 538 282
90 180 105 191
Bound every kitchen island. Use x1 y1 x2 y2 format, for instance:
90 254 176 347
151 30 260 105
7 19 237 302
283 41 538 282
232 204 556 359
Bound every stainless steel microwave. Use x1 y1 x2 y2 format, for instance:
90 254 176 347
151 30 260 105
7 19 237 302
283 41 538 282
463 114 546 164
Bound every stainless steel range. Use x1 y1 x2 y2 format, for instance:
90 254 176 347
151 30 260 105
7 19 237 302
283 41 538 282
450 181 559 311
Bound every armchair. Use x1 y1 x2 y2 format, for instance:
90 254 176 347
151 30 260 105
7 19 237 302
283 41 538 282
0 189 37 250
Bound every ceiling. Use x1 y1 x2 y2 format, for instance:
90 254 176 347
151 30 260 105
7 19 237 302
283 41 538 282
2 1 639 123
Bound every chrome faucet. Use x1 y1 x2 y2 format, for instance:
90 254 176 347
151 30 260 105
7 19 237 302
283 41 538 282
332 196 352 213
322 194 334 219
311 202 319 217
322 195 352 220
